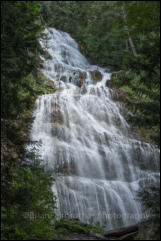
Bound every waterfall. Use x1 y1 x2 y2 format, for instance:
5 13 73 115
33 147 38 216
30 27 160 230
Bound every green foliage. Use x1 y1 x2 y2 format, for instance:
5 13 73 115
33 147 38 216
1 1 45 118
1 3 58 239
106 1 160 146
1 145 57 240
54 216 105 235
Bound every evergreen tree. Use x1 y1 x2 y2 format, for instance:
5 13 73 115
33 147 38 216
1 1 44 118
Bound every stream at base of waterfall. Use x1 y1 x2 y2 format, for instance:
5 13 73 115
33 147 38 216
30 28 160 231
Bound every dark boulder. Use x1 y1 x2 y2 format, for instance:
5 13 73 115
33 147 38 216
78 71 87 87
60 75 67 82
44 80 55 89
90 70 102 82
39 59 44 69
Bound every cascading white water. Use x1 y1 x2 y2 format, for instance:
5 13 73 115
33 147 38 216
30 28 160 230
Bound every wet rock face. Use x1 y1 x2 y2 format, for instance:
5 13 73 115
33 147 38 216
39 59 44 69
50 109 63 123
78 71 87 87
44 80 55 89
60 76 67 82
51 123 71 142
90 70 102 82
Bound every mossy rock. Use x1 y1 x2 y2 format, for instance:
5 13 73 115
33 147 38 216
40 49 52 60
44 80 55 89
36 72 52 85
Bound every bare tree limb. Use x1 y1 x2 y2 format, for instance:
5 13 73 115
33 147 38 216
121 5 137 57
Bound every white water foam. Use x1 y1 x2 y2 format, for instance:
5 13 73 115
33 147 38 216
30 28 160 230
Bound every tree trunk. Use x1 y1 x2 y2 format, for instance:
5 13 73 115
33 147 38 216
121 5 137 57
125 39 129 50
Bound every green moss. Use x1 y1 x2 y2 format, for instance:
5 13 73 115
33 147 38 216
36 72 50 84
34 84 55 95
